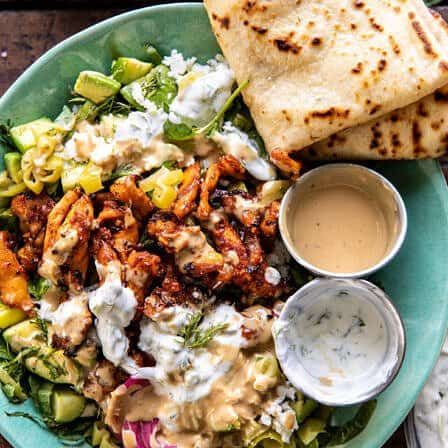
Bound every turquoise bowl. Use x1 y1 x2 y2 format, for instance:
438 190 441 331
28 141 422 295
1 3 448 447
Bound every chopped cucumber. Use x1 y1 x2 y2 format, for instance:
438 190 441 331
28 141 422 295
4 153 22 184
0 303 26 329
37 381 55 418
293 397 319 424
74 71 121 105
52 386 86 423
111 57 152 85
298 418 326 445
10 118 55 153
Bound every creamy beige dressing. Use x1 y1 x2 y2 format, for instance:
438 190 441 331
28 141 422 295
39 228 79 284
106 305 297 448
291 184 390 273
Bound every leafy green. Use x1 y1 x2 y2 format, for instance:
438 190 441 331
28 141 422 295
0 348 33 403
0 338 12 363
28 276 51 301
318 401 377 446
180 311 228 349
107 164 139 182
142 65 177 112
0 120 16 153
290 263 314 288
144 43 163 65
164 79 249 142
0 208 18 233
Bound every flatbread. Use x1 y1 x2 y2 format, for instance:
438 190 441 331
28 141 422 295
302 84 448 159
204 0 448 158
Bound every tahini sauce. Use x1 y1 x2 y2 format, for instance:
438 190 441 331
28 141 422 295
292 184 389 273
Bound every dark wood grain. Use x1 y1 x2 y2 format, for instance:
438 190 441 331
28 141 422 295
2 4 447 448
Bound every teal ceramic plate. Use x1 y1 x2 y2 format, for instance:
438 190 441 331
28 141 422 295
0 3 447 447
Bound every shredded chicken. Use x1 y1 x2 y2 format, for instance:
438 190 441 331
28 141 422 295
0 231 34 313
11 193 55 272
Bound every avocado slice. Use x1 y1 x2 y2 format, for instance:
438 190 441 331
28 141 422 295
4 320 83 387
3 320 46 351
74 71 121 105
92 422 110 446
4 153 22 184
25 346 83 387
100 435 119 448
297 418 326 446
111 57 152 85
0 303 26 329
52 386 86 423
10 118 55 153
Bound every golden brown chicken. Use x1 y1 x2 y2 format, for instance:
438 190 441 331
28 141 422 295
39 189 94 292
11 192 55 272
197 155 245 220
0 231 34 314
110 175 154 221
270 149 302 179
172 162 201 219
147 213 224 277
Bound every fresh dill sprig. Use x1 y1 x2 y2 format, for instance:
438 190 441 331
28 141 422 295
0 120 16 152
180 311 228 349
31 317 49 338
96 96 132 116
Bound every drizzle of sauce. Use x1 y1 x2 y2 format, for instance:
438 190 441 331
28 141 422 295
291 184 390 273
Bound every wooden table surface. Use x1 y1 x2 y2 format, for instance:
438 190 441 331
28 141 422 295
1 2 447 447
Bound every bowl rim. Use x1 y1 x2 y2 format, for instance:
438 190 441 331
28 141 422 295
0 2 203 113
274 278 407 406
279 163 408 278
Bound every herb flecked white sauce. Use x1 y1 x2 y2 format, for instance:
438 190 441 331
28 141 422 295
274 289 390 402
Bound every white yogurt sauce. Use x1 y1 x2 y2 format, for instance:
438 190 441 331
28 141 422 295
274 286 394 403
169 56 234 127
213 122 277 181
88 263 137 367
414 337 448 447
136 304 248 403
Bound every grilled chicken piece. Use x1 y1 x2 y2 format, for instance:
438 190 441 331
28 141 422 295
83 360 125 406
260 201 280 239
49 293 93 351
208 215 284 302
126 250 162 303
93 200 161 302
197 155 245 220
95 200 139 263
11 193 55 272
39 189 94 292
147 214 223 277
172 162 201 219
270 149 302 179
0 231 34 314
110 175 153 221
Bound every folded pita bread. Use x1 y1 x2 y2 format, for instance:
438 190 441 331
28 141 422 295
205 0 448 158
302 84 448 159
